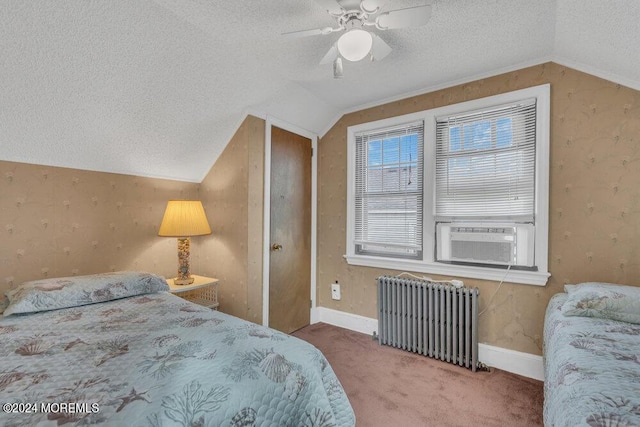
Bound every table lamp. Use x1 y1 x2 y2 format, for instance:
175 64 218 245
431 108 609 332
158 200 211 285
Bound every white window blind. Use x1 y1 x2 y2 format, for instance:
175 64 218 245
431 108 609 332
355 121 424 258
435 99 536 221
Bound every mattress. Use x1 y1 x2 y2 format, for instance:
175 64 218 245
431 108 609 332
0 291 355 426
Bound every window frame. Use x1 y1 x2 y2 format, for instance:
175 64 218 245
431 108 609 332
345 84 550 286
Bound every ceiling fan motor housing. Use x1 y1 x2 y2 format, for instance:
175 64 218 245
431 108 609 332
339 12 367 30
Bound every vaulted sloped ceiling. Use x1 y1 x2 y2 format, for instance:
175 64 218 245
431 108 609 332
1 0 638 182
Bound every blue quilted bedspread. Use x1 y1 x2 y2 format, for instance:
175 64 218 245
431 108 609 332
544 293 640 426
0 292 355 426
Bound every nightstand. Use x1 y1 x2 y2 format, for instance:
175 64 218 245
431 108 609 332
167 275 219 310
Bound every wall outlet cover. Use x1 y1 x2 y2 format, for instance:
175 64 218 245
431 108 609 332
331 284 341 300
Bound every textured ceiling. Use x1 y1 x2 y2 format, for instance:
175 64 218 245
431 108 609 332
1 0 639 182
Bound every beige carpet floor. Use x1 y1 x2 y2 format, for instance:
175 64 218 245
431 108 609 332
293 323 544 427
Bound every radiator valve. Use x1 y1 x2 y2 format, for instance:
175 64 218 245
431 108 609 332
450 279 464 288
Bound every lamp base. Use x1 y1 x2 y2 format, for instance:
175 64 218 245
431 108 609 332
173 276 195 286
175 237 193 286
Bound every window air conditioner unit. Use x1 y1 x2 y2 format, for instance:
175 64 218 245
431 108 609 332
436 223 535 268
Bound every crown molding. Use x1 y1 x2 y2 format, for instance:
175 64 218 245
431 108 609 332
318 55 554 138
552 55 640 92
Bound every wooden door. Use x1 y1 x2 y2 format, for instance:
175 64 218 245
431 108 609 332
269 126 312 333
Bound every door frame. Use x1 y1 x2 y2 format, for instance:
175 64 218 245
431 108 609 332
262 116 317 328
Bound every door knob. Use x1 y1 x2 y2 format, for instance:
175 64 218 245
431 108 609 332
271 243 283 251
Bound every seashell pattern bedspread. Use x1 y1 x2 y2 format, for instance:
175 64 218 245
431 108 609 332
543 293 640 426
0 292 355 426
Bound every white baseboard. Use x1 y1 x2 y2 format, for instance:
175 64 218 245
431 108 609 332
312 307 378 336
311 306 544 381
478 343 544 381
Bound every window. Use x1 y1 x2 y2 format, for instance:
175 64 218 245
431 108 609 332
354 122 424 258
435 99 536 268
346 85 550 286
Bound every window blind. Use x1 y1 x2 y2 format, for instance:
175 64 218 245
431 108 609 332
355 121 424 257
435 99 536 221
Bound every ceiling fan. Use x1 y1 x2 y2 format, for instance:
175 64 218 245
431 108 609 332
283 0 432 78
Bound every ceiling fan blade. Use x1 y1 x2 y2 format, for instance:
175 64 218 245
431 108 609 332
360 0 386 14
314 0 343 15
370 33 392 61
320 44 339 65
376 5 432 29
282 26 337 38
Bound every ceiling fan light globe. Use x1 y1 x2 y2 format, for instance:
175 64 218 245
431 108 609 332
337 29 373 62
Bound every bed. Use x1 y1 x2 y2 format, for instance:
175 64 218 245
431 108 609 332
543 284 640 427
0 272 355 426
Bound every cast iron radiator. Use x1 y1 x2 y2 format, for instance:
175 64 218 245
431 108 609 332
377 276 479 372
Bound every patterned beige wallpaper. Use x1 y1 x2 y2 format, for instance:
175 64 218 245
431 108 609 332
0 161 198 296
0 116 265 322
317 63 640 355
197 115 265 322
4 64 638 356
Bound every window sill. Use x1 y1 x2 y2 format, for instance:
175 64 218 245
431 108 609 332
344 254 550 286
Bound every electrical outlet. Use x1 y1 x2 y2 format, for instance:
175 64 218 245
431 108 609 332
331 283 341 300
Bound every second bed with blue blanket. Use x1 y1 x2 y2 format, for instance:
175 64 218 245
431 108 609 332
544 292 640 427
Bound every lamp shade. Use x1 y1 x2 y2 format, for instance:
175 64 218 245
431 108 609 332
158 200 211 237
